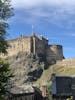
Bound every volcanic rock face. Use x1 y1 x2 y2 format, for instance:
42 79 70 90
7 52 45 86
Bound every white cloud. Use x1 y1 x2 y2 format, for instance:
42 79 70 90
11 0 75 8
11 0 75 29
69 33 75 37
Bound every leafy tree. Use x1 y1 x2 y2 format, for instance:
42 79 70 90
0 0 13 98
0 0 13 53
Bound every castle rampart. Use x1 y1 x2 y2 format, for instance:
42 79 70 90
34 35 48 56
4 36 32 57
46 45 63 63
0 34 64 63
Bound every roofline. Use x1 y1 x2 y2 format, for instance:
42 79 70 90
8 92 35 97
7 36 30 42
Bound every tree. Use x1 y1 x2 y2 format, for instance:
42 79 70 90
0 59 10 98
0 0 13 53
0 0 13 98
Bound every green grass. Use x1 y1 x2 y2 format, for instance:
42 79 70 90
35 62 75 85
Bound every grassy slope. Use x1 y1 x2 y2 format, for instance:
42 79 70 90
36 59 75 85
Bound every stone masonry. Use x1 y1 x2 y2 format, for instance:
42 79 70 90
1 33 64 63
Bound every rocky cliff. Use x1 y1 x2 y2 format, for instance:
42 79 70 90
7 52 47 87
7 52 75 89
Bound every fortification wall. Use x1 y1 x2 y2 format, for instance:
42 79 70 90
35 36 48 56
46 45 63 63
4 37 31 57
57 58 75 67
0 34 64 63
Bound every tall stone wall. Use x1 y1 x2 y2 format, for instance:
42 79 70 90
0 34 64 63
3 37 31 57
34 36 48 56
46 45 63 63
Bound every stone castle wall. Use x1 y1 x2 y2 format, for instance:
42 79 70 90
46 45 63 63
2 36 31 58
0 34 64 63
34 35 48 55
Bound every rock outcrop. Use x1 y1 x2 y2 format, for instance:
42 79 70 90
7 52 45 87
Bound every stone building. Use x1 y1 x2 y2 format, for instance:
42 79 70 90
1 33 64 63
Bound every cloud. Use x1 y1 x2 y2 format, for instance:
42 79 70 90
68 33 75 37
11 0 75 29
11 0 75 8
60 32 75 37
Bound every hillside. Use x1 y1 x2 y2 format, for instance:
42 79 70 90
6 53 75 87
7 52 45 86
36 58 75 85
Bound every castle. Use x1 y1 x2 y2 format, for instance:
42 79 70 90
1 33 64 63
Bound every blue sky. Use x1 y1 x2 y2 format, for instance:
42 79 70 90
7 0 75 59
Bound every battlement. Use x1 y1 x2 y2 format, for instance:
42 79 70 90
1 34 64 63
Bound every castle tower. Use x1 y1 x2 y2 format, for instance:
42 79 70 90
1 33 64 63
46 45 63 63
31 32 36 55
